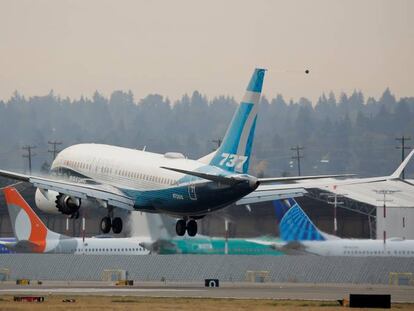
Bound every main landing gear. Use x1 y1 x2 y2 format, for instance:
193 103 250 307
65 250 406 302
100 216 123 234
176 219 198 237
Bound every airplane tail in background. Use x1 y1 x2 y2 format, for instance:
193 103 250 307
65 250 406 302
273 198 326 242
3 187 60 252
209 68 266 174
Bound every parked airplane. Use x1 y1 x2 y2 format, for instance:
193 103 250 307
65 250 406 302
0 238 16 254
1 68 351 237
272 198 414 257
140 213 282 255
0 187 150 254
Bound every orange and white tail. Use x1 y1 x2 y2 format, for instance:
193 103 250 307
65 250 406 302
3 187 57 252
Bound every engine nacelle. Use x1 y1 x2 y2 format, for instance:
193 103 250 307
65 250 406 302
55 194 81 215
35 188 61 214
35 188 81 215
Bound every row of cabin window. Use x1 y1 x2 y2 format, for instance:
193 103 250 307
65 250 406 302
344 250 414 255
112 169 175 185
77 247 145 252
65 160 92 171
66 160 175 185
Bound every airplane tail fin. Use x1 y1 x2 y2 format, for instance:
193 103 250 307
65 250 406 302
209 68 266 174
274 198 326 242
390 149 414 179
3 187 55 252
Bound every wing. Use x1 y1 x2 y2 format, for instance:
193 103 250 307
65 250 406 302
258 174 355 184
0 169 135 210
236 187 307 205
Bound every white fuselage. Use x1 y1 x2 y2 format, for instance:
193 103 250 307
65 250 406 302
43 143 253 218
51 144 203 192
301 238 414 257
49 236 151 255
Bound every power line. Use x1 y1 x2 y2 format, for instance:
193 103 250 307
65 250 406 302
291 145 304 176
22 145 37 174
48 140 62 160
395 136 411 179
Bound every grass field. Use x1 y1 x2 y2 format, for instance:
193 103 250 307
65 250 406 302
0 296 413 311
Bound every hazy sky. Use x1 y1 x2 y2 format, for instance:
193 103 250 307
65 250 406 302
0 0 413 103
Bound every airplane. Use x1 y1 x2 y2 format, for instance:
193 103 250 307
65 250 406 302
271 198 414 257
139 213 283 255
0 238 16 254
0 187 151 254
0 68 384 237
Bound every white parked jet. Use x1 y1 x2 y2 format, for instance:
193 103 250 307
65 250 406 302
1 187 150 254
272 198 414 257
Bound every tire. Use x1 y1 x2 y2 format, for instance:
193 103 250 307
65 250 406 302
187 220 197 237
100 216 111 234
112 217 123 234
176 219 186 236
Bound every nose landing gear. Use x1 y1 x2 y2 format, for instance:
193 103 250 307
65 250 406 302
175 219 198 237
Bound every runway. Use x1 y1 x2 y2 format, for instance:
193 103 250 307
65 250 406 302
0 282 413 303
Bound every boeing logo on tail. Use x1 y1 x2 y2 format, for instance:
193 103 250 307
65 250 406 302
210 69 266 174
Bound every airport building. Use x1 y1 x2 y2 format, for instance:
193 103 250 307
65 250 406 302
308 179 414 240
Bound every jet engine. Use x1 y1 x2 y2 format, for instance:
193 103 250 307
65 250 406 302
35 188 81 216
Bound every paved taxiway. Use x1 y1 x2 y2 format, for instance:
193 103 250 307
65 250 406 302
0 282 413 302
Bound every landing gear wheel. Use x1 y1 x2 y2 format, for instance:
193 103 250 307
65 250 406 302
100 216 111 234
176 219 186 236
187 220 198 237
112 217 123 234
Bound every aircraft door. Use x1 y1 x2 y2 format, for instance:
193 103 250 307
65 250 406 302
188 178 197 201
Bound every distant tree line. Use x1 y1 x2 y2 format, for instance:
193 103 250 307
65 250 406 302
0 88 413 178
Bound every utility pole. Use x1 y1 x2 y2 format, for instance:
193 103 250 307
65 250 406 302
396 136 411 179
48 140 62 160
374 189 399 245
291 145 304 176
212 138 222 150
22 145 37 174
321 185 347 236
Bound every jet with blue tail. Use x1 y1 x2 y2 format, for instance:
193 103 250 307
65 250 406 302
272 198 414 257
0 69 350 237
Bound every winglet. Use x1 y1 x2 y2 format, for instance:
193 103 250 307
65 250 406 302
390 149 414 179
3 187 49 252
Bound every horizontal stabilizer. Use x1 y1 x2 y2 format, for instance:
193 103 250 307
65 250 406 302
271 241 308 255
5 240 41 253
160 166 240 185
